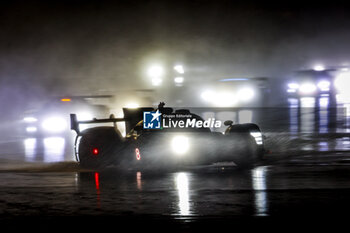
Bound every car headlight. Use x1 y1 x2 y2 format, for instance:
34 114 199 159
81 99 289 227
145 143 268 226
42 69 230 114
201 90 215 102
171 136 190 155
26 127 37 133
23 117 38 122
288 83 299 89
200 90 237 107
299 83 317 95
317 80 330 91
237 87 255 102
42 117 67 133
287 83 299 93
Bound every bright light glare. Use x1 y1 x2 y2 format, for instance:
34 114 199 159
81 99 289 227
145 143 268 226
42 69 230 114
299 83 317 94
319 97 329 108
42 117 67 132
213 92 236 107
314 65 325 71
125 103 139 108
26 127 37 133
300 97 316 108
23 117 37 122
317 80 330 91
43 137 65 162
201 90 215 101
76 112 93 131
336 94 350 104
147 65 164 78
201 90 237 107
287 83 299 93
174 76 184 84
237 87 255 102
152 77 162 86
175 173 190 215
288 83 299 89
24 138 36 162
171 136 190 155
77 112 93 121
335 72 350 93
252 166 267 216
174 65 185 74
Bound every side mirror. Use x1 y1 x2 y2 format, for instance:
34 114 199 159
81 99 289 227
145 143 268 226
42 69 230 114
224 120 233 126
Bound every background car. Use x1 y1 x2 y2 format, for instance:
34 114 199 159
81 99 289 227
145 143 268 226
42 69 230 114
22 96 110 137
285 69 336 98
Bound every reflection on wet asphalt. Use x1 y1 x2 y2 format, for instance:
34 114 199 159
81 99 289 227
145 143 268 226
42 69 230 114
2 153 350 231
2 162 350 219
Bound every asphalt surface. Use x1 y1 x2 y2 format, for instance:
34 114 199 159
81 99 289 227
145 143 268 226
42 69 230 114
1 135 350 231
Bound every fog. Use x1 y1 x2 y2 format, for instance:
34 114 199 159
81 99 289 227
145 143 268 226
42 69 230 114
1 1 350 116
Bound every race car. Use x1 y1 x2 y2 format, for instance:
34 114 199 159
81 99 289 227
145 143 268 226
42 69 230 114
70 103 265 170
22 96 110 136
285 69 335 97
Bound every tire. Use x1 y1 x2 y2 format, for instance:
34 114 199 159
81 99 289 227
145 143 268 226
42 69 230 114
78 127 124 169
226 123 264 168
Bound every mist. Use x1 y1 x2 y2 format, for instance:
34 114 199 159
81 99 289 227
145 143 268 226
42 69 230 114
1 1 350 114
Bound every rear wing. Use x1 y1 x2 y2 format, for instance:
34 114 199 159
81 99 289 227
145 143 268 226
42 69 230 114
70 107 154 135
70 114 125 135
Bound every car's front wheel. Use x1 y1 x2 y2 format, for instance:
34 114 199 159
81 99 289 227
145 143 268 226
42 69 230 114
225 123 264 168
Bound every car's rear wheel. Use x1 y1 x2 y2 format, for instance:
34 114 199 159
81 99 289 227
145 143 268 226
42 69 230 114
78 127 124 169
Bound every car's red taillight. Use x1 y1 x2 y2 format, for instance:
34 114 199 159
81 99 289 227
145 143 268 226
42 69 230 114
135 148 141 160
92 148 99 156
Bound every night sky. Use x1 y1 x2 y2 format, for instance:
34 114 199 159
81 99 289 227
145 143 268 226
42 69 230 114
1 0 350 111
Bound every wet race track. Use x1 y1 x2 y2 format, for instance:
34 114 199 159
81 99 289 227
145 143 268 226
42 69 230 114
1 98 350 231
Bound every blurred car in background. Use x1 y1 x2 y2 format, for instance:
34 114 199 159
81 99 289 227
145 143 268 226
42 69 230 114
286 69 335 97
140 62 272 107
196 77 270 107
285 67 350 106
22 96 110 137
